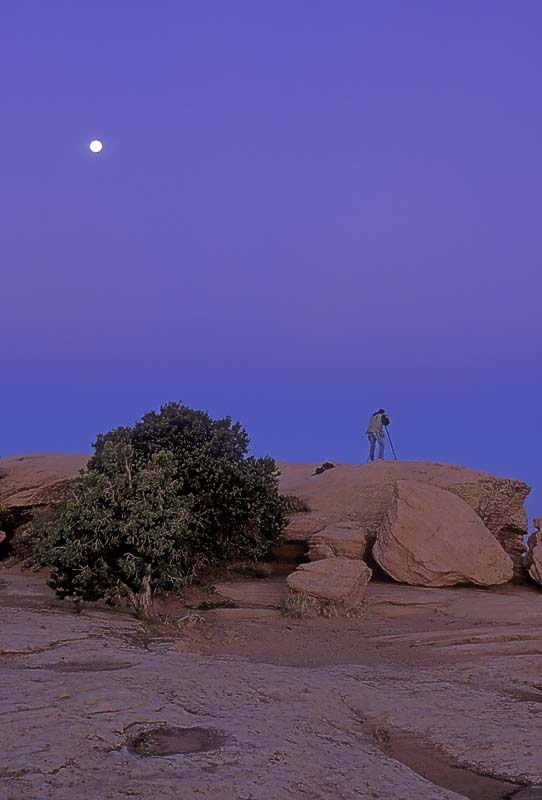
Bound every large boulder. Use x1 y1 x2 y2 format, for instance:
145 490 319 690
0 453 89 557
285 557 372 616
279 460 530 581
371 481 514 587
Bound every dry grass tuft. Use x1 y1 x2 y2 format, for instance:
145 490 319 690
281 590 368 619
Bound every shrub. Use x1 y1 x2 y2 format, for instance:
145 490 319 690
33 403 285 617
282 495 311 514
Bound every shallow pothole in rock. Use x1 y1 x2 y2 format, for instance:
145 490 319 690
40 660 136 672
127 726 228 757
356 715 528 800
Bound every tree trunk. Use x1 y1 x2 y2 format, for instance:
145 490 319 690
127 563 154 619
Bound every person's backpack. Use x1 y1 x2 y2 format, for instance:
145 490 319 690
381 413 390 427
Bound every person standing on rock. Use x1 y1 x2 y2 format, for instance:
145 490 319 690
366 408 389 461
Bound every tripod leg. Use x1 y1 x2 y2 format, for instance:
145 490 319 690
386 428 398 461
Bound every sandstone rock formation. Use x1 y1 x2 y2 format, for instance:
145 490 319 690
279 460 529 586
0 453 89 556
446 478 530 582
286 557 372 616
280 460 529 533
282 511 328 541
524 532 542 586
371 481 514 587
307 526 370 562
497 523 531 583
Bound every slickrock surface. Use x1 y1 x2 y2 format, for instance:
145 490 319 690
2 569 542 800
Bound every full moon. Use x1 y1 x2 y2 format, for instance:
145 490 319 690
89 139 103 153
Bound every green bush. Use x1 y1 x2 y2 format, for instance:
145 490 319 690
33 403 285 617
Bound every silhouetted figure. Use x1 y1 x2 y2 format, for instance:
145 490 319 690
366 408 390 461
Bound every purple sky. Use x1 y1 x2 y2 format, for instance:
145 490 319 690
2 2 541 519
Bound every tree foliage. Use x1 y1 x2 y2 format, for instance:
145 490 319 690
33 403 285 616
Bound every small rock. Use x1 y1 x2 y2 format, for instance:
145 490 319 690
286 557 372 616
312 461 336 476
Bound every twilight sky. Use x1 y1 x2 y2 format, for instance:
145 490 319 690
2 2 541 518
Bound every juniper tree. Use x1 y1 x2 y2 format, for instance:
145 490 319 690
33 403 285 617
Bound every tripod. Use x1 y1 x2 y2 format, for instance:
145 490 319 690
386 427 398 461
